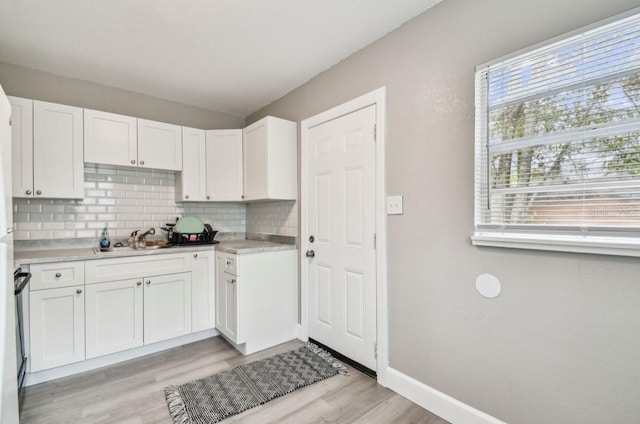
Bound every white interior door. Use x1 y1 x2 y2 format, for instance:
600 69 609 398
307 105 377 370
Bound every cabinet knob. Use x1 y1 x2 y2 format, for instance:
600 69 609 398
194 253 198 258
36 190 42 195
131 159 136 165
231 279 236 284
55 273 62 278
76 289 82 294
206 195 211 200
241 195 245 199
140 160 145 166
26 190 32 195
226 259 231 266
185 195 189 200
137 281 142 286
146 280 151 285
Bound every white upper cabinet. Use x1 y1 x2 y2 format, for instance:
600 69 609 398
206 129 243 201
177 129 242 202
11 100 86 199
176 127 207 202
137 118 182 171
33 101 85 199
243 116 297 201
84 109 137 167
8 96 33 198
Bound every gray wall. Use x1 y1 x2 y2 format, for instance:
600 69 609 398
248 1 640 423
0 62 244 129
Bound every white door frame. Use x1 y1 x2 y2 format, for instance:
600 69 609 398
300 87 388 386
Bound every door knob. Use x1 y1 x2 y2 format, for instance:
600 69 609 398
305 250 315 258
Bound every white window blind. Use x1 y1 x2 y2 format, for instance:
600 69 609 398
473 10 640 256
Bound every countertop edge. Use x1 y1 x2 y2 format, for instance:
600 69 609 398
15 240 297 265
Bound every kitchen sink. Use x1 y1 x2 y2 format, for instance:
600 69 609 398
92 245 134 254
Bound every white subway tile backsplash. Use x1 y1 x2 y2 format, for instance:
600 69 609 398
246 200 298 236
14 165 298 241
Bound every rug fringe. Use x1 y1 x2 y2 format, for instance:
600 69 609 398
304 342 350 376
164 385 191 424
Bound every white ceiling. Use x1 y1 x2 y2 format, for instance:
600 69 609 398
0 0 441 117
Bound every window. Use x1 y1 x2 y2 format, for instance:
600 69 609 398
473 10 640 256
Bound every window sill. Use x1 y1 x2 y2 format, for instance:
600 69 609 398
471 232 640 257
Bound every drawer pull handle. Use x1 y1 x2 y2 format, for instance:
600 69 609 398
76 289 82 294
55 273 62 278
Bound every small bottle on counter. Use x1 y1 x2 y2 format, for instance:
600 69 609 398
100 229 111 249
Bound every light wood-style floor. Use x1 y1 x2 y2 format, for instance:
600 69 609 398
19 337 448 423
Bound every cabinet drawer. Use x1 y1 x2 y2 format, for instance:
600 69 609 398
30 261 85 290
85 252 192 284
222 253 237 275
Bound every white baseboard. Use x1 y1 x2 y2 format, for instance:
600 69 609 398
386 367 505 424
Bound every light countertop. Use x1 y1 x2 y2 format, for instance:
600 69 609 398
15 239 296 265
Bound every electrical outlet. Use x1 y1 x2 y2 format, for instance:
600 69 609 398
386 195 403 215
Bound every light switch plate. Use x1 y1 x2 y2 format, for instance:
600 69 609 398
386 195 403 215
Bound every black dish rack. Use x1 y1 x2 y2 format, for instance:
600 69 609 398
170 229 218 245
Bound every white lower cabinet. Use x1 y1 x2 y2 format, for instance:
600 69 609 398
85 253 195 352
26 246 296 378
215 249 297 355
85 279 143 359
215 259 238 342
29 261 86 372
191 251 215 332
30 285 85 372
143 272 192 344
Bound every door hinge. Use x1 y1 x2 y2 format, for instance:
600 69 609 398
373 124 377 142
374 343 378 359
373 233 376 249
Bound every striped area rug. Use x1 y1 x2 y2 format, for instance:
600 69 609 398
164 343 348 423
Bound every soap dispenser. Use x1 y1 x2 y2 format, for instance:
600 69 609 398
100 228 111 249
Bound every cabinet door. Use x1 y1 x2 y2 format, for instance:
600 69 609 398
191 251 215 332
137 119 182 171
206 130 243 201
8 96 33 198
33 101 84 198
84 109 137 167
177 127 206 202
30 285 85 372
214 254 227 334
85 279 143 359
143 272 191 344
221 271 238 343
243 121 268 200
215 253 238 343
